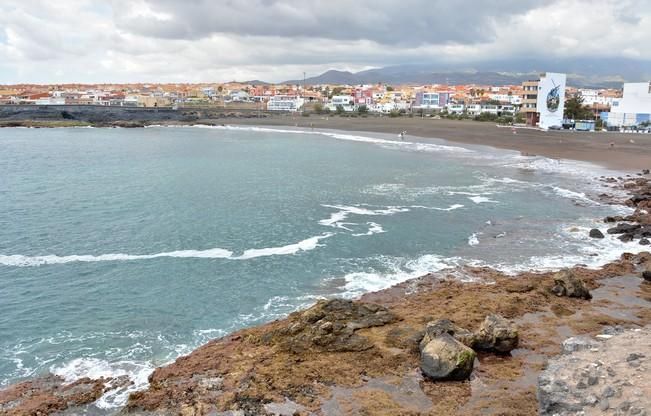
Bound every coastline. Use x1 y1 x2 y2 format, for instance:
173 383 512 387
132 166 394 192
219 116 651 172
2 124 651 415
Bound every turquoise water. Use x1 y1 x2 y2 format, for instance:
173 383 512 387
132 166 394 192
0 126 635 409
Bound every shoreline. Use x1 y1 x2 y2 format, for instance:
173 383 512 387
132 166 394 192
2 126 651 415
220 116 651 172
2 116 651 171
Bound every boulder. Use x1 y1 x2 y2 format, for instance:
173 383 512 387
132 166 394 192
640 238 650 246
420 333 476 381
589 229 605 239
473 314 519 353
642 270 651 282
551 270 592 300
419 319 475 351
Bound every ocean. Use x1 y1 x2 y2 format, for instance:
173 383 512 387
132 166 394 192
0 125 641 410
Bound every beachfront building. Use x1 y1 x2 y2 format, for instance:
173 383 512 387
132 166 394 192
521 80 540 126
326 95 355 112
602 82 651 128
446 103 465 114
267 95 304 112
414 91 450 110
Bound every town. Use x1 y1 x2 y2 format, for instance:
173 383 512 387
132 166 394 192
2 73 650 133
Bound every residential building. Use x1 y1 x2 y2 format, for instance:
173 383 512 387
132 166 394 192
521 80 540 126
414 91 450 110
267 95 304 112
327 95 355 112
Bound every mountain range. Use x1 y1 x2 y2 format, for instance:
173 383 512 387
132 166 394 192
281 58 651 88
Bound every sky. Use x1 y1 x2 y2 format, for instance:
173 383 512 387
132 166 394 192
0 0 649 84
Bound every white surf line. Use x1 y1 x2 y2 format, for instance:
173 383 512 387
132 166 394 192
0 234 335 267
183 124 476 154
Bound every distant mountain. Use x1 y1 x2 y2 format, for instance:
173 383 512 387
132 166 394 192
240 80 271 86
283 58 651 88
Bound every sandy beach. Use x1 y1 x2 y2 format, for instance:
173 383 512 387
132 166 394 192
220 116 651 171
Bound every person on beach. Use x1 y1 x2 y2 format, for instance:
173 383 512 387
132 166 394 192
399 131 406 141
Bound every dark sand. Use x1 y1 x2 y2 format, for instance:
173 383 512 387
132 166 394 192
221 116 651 171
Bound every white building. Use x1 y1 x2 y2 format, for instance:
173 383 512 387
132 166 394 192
267 95 304 112
446 103 465 114
327 95 355 112
605 82 651 127
466 104 482 116
370 102 409 113
35 97 66 105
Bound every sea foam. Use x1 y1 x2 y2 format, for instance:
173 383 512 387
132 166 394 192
0 234 334 267
236 233 334 259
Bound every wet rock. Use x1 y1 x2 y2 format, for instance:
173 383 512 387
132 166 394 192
607 223 642 234
643 169 650 175
619 233 635 242
419 319 475 351
642 270 651 282
604 216 624 223
0 374 114 416
273 299 398 353
420 333 476 381
629 193 651 206
551 270 592 300
589 228 605 239
472 314 519 353
640 238 650 245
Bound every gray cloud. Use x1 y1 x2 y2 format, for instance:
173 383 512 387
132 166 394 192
0 0 649 83
111 0 541 45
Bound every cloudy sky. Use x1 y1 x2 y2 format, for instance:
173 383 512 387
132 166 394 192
0 0 649 84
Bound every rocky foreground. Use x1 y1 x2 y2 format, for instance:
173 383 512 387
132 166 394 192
2 174 651 416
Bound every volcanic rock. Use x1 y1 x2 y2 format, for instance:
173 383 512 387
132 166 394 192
618 233 634 242
607 223 641 234
419 319 475 351
272 299 398 353
551 270 592 300
472 314 519 353
589 228 605 239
